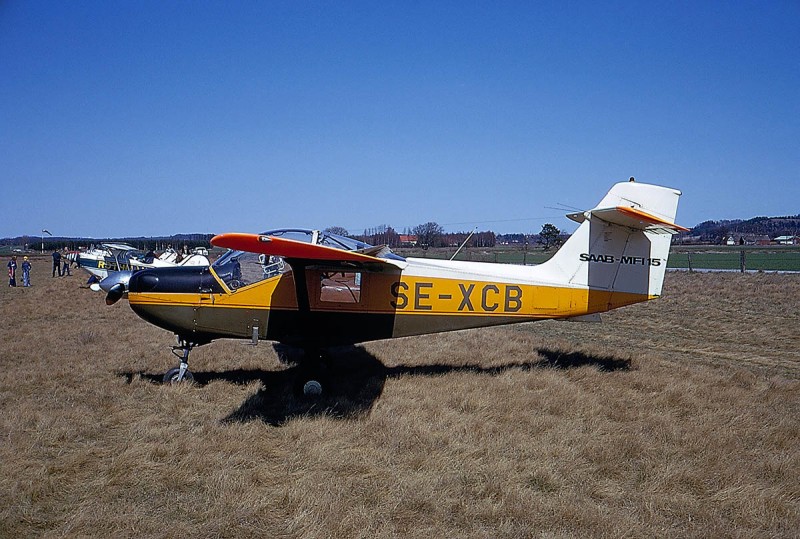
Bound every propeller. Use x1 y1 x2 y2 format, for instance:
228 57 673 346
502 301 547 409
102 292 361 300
96 270 133 305
105 283 126 305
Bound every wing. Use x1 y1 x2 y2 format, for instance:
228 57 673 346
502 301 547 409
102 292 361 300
210 233 402 268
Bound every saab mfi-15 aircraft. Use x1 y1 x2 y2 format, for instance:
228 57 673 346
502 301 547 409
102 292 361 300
118 180 685 393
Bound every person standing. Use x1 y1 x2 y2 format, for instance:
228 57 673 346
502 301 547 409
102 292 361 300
7 256 17 287
62 249 71 276
21 256 31 287
52 249 61 277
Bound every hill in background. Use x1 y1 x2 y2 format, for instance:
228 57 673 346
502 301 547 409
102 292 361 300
688 215 800 242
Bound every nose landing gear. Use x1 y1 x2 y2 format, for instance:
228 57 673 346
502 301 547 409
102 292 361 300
163 339 196 383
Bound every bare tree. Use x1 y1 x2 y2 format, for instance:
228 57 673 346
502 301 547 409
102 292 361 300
413 222 445 248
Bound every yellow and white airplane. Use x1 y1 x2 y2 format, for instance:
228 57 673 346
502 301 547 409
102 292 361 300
123 180 685 390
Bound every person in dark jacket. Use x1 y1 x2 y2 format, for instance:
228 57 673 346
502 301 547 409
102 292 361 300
8 256 17 287
52 249 61 277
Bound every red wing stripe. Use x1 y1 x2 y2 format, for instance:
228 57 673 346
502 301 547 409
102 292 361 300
211 233 387 263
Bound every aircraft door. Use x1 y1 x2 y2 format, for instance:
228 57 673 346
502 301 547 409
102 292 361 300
310 269 364 308
304 268 371 343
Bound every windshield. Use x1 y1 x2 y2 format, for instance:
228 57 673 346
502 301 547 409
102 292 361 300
258 229 373 251
212 229 401 291
213 248 286 291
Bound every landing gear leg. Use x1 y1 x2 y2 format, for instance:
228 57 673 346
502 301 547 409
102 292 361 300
298 349 328 397
163 339 196 383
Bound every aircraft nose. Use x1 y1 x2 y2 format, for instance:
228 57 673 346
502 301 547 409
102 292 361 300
128 266 222 294
127 266 219 339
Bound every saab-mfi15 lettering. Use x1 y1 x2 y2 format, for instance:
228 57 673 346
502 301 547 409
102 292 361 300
120 180 685 392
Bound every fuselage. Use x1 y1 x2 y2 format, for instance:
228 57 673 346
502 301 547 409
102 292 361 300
126 257 653 348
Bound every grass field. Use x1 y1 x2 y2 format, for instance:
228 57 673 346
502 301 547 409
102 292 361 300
1 256 798 537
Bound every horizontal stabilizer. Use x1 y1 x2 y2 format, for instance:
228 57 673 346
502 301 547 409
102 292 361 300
567 206 688 235
544 181 683 299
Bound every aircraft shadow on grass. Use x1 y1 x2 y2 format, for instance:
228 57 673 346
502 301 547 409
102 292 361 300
119 345 631 427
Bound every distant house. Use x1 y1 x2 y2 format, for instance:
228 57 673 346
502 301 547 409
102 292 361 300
740 234 771 245
774 235 799 245
753 235 772 245
672 234 702 245
726 234 771 246
399 235 418 247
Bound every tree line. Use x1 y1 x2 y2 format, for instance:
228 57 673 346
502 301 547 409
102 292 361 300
326 223 563 250
4 225 566 253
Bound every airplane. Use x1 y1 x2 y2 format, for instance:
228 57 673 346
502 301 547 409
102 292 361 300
116 180 686 393
128 246 210 269
79 244 210 282
76 243 142 280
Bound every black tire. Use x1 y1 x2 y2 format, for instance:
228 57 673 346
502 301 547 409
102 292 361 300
162 367 195 384
302 380 323 397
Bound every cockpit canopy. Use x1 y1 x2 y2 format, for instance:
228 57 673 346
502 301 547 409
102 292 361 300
212 228 403 291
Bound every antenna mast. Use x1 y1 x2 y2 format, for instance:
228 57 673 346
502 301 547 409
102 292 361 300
450 228 477 261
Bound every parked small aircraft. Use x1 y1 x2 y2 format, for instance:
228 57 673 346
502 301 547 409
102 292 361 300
78 244 209 281
119 180 685 391
77 243 142 280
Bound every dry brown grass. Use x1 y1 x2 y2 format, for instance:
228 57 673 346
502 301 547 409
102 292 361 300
1 258 798 537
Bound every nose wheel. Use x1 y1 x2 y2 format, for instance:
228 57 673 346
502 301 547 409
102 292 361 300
163 339 196 383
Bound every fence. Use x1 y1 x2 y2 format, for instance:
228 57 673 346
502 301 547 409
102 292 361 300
668 249 800 272
396 248 555 265
396 246 800 272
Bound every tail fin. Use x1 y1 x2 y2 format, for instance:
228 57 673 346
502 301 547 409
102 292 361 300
539 181 684 309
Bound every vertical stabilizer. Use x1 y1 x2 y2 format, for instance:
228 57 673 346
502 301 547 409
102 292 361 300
538 181 683 303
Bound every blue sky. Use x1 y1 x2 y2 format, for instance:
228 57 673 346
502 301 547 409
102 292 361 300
1 1 797 239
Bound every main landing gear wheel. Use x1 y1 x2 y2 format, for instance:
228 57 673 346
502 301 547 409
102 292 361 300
297 349 328 397
303 380 322 396
163 367 195 383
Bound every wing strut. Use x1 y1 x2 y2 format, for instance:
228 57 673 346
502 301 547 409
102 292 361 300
286 260 316 349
